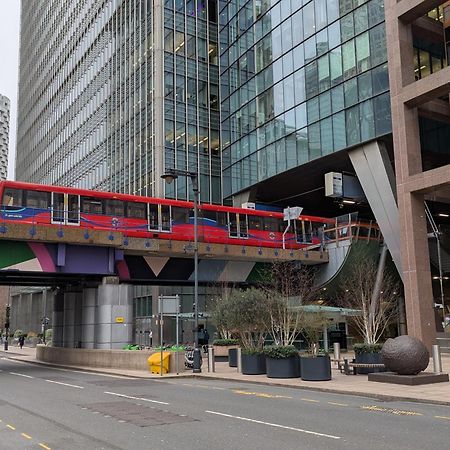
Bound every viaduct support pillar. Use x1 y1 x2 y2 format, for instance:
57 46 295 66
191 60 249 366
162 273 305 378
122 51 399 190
95 277 132 349
52 290 64 347
63 291 82 348
81 288 97 349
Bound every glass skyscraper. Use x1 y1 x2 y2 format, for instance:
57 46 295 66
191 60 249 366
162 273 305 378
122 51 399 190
17 0 221 204
219 0 390 201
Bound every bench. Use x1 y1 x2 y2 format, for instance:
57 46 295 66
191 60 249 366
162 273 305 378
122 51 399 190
338 358 386 375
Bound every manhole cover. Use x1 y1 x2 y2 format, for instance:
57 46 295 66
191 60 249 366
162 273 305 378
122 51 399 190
81 401 196 427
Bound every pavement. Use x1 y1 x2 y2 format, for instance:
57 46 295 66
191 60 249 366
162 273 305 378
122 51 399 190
2 345 450 407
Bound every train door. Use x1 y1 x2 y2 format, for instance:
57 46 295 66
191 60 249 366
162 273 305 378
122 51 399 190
228 213 248 239
147 204 172 232
51 193 80 226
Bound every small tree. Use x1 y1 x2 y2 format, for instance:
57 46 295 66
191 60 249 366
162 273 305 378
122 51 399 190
264 262 318 346
210 287 235 340
338 257 399 345
301 312 328 355
211 288 270 350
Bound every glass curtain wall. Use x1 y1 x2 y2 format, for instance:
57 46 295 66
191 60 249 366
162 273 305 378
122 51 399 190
220 0 390 200
163 0 221 203
17 0 116 190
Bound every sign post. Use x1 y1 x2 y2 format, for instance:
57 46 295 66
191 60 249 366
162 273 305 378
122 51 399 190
282 206 303 249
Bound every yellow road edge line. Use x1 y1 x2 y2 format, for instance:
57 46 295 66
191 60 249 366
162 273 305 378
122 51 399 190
328 402 348 407
301 398 319 403
21 433 32 440
39 443 52 450
435 415 450 421
6 424 16 430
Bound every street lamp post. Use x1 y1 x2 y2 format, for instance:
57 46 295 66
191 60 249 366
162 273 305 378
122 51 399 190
161 168 201 373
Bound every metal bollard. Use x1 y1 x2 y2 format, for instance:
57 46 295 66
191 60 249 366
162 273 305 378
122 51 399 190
208 346 215 373
237 347 242 373
432 344 443 373
333 342 341 363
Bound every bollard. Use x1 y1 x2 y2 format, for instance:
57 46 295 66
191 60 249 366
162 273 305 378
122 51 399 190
208 346 215 373
333 342 341 363
432 344 443 373
237 347 242 373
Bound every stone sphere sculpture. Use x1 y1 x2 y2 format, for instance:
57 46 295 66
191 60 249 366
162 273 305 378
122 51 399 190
381 336 429 375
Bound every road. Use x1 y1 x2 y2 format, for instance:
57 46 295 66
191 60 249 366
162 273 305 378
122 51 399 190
0 356 449 450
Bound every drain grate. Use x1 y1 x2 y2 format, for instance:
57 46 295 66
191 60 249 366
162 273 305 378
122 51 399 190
81 401 196 427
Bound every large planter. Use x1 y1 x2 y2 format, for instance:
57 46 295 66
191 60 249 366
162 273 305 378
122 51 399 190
266 355 300 378
355 352 385 374
228 348 238 367
300 355 332 381
242 353 266 375
213 344 238 362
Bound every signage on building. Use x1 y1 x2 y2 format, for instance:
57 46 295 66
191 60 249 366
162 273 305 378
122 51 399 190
115 317 124 323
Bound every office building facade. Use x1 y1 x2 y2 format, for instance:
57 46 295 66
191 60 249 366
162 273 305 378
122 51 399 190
0 94 10 180
17 0 221 203
15 1 450 347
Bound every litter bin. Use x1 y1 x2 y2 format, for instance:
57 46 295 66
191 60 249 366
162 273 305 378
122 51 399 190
148 351 171 374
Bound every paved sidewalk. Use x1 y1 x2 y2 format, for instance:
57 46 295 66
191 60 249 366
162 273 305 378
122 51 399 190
2 346 450 406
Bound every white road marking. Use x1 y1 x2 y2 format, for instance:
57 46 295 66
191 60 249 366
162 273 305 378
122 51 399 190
9 372 34 379
104 391 169 405
45 379 84 389
205 410 341 440
2 358 137 379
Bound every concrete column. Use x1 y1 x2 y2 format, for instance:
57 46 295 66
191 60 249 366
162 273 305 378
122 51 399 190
81 288 97 349
95 279 133 349
63 292 77 348
52 291 64 347
399 192 436 349
74 292 82 348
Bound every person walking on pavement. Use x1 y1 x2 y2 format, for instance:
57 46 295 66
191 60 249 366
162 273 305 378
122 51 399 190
18 335 25 349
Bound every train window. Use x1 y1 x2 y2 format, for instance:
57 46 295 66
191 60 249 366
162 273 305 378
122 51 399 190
161 205 171 231
25 190 50 209
201 209 216 223
105 199 125 216
216 211 227 227
2 188 23 208
228 212 238 237
239 215 248 238
248 216 263 230
81 197 104 214
263 217 278 232
172 206 190 224
149 204 159 230
127 202 147 219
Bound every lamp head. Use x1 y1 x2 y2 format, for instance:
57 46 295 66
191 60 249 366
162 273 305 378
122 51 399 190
161 172 177 184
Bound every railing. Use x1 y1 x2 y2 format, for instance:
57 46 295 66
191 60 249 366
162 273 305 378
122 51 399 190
317 213 383 249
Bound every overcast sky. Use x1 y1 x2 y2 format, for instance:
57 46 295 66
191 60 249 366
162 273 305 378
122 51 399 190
0 0 20 180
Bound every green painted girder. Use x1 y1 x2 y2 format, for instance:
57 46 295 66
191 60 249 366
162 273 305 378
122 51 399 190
0 241 35 269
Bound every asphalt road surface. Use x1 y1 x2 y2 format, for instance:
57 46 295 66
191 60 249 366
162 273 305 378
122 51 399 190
1 356 449 450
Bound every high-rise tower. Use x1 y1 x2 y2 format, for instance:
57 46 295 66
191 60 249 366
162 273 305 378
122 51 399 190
0 94 10 180
16 0 221 203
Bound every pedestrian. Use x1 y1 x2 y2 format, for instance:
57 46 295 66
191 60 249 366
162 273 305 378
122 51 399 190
19 335 25 349
204 329 209 345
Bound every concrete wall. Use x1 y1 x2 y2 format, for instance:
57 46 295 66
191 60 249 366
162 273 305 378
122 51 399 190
36 345 185 373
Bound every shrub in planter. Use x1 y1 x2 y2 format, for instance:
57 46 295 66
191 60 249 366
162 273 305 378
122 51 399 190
241 348 266 375
264 345 300 378
353 343 385 374
212 339 238 346
300 354 332 381
212 339 239 362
